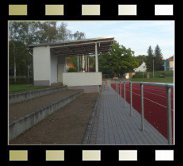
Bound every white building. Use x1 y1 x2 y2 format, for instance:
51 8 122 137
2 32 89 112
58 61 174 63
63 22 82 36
28 37 114 93
134 62 147 72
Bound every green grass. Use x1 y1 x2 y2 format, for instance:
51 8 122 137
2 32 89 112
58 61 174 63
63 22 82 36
9 84 50 93
130 77 173 83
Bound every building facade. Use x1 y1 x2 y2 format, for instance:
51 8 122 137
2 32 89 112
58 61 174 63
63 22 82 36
164 57 174 71
134 62 147 72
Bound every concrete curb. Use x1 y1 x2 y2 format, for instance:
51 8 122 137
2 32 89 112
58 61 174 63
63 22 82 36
9 91 83 141
9 86 67 104
82 91 101 144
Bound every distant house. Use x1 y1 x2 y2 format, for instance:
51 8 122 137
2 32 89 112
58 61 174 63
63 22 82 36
134 62 147 72
66 63 74 69
164 57 174 71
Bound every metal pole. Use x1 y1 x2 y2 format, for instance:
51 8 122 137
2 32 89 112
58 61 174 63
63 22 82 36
130 82 133 116
119 79 121 98
153 59 155 78
124 81 126 108
95 42 98 72
82 55 85 72
140 83 144 131
115 80 117 97
118 79 120 99
164 60 166 71
88 56 90 72
121 81 123 98
117 80 119 99
85 55 87 72
77 56 79 72
166 87 172 144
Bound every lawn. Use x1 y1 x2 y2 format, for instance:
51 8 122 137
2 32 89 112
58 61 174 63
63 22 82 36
9 84 50 93
130 77 173 83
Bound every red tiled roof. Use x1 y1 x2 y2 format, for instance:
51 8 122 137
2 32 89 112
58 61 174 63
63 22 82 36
168 58 174 61
67 63 74 68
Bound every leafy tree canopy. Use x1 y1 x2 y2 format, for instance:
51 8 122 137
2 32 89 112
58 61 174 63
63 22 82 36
135 55 147 66
99 41 138 77
146 46 154 72
9 21 86 78
154 45 164 71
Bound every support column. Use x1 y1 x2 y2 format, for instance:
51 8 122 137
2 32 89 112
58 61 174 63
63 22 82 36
85 55 87 72
58 56 66 83
77 56 79 72
95 42 98 72
88 56 90 72
33 46 51 86
82 55 85 72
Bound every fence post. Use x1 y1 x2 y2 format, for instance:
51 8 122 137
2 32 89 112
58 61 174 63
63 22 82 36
166 86 172 145
124 81 126 108
114 80 116 91
130 82 133 116
119 79 121 98
102 80 103 90
140 83 144 131
117 79 119 99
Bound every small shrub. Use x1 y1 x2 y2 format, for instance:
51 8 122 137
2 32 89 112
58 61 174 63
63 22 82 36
67 67 77 72
9 78 33 84
133 72 147 78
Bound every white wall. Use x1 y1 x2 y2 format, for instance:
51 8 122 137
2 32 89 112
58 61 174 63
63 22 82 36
134 62 147 72
58 56 66 83
169 61 174 70
51 54 58 83
63 72 102 86
33 46 51 84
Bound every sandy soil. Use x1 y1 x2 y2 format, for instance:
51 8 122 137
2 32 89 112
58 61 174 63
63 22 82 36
9 93 99 145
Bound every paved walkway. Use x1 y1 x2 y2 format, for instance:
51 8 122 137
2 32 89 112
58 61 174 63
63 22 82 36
87 85 168 145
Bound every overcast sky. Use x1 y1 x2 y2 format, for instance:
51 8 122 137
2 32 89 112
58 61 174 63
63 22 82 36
59 21 174 60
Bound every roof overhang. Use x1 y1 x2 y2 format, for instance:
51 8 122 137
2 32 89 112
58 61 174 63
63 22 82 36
28 37 114 56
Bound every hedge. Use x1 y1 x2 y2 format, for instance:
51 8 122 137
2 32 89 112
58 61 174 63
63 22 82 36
133 71 173 78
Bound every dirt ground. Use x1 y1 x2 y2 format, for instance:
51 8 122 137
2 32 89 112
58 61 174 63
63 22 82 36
9 89 81 123
9 93 99 145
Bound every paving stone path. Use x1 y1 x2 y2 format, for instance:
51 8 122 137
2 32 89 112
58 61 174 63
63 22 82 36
87 85 168 145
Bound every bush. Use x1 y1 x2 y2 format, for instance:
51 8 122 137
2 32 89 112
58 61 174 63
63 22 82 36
133 71 173 78
133 72 147 78
149 71 173 78
67 68 77 72
9 78 33 84
164 71 173 77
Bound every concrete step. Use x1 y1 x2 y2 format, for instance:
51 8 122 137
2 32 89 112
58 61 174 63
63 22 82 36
9 85 67 104
9 89 83 141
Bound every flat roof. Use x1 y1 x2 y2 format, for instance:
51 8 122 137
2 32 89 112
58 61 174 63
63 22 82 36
29 36 114 56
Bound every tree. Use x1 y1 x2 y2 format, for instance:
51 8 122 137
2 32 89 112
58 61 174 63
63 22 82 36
9 40 32 83
57 22 72 42
154 45 164 71
99 41 138 77
146 46 154 72
135 55 147 66
66 31 86 70
72 31 85 40
9 21 86 80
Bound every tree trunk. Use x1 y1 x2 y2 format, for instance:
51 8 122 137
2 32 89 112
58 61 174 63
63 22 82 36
28 63 29 78
13 42 16 84
14 55 16 84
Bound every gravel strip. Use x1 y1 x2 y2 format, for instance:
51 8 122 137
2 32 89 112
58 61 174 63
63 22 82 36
9 89 81 123
9 93 99 145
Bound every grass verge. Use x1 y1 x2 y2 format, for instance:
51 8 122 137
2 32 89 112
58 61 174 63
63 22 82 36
9 84 49 94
